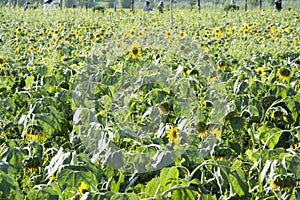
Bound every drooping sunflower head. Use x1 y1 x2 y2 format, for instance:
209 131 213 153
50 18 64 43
166 125 179 144
197 122 207 139
271 174 297 190
277 68 291 82
0 56 4 65
217 60 227 71
130 43 142 59
78 181 88 195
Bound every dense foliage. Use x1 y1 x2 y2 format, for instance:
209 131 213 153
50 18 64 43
0 6 299 200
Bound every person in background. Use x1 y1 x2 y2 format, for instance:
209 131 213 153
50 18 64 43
144 1 152 11
274 0 282 11
24 1 30 11
158 1 163 13
43 0 56 11
72 4 76 13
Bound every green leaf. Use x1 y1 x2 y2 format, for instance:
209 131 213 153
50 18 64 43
110 193 140 200
160 167 179 190
0 171 24 200
234 79 248 94
230 117 246 132
0 161 17 174
26 182 63 200
285 96 300 123
25 75 35 89
110 172 125 192
258 123 283 149
171 188 197 200
57 168 98 197
2 147 26 170
145 178 160 197
229 170 248 196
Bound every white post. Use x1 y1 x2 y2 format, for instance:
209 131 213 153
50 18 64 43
214 0 216 10
170 0 173 26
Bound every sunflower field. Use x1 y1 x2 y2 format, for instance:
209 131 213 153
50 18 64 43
0 4 300 200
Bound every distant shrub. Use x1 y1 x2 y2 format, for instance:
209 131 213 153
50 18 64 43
224 4 239 11
93 5 105 12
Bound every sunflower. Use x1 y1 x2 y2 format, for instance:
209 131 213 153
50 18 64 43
129 30 135 38
256 67 264 75
205 29 210 35
217 60 227 70
138 31 144 37
16 27 22 34
28 46 36 51
130 43 142 59
166 125 179 144
225 27 232 34
166 31 172 37
179 31 186 38
78 182 88 195
243 29 248 36
214 27 221 35
277 68 291 82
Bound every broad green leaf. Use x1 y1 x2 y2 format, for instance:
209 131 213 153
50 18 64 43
285 96 300 123
231 159 243 169
160 167 179 190
201 193 218 200
110 193 139 200
258 124 283 149
26 182 63 200
287 156 300 179
110 172 125 192
2 147 26 170
0 171 24 200
57 168 98 197
25 75 35 89
0 161 17 174
145 178 160 197
245 149 260 162
171 188 197 200
230 170 248 196
234 79 248 95
230 117 246 132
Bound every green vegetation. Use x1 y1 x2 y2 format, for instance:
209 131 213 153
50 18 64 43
0 6 299 200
